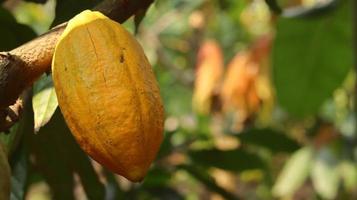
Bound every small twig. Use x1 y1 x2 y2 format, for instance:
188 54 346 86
0 96 23 133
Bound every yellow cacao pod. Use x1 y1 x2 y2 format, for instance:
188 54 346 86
52 10 164 182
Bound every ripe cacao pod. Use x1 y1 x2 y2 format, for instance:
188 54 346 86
0 143 10 200
192 40 223 115
52 10 164 182
221 51 260 130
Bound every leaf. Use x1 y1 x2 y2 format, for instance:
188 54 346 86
339 161 357 192
142 167 171 187
104 170 124 200
134 7 149 34
264 0 282 14
178 164 239 200
0 7 36 50
28 114 75 200
189 148 266 172
273 146 314 197
51 0 100 26
23 0 47 3
272 1 352 117
311 148 340 200
58 115 105 199
29 110 105 199
9 142 28 200
0 142 10 200
32 74 58 132
156 131 174 159
237 128 300 153
144 187 184 200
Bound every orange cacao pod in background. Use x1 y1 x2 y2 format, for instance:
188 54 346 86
192 40 223 115
52 10 164 182
221 51 260 130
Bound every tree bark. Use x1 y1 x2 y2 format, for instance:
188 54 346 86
0 0 154 132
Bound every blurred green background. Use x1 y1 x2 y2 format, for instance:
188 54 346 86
0 0 356 199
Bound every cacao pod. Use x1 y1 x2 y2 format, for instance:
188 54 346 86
221 51 260 130
52 10 164 182
192 40 223 115
0 142 10 200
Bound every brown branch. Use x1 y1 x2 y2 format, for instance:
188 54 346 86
0 98 23 133
0 0 154 132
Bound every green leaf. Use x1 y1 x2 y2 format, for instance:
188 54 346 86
272 1 352 117
143 187 184 200
29 110 105 199
51 0 100 26
339 161 357 192
273 146 314 197
237 128 300 153
0 7 36 51
142 167 171 188
32 75 58 132
134 7 149 34
9 142 28 200
311 148 340 200
28 115 75 199
23 0 47 3
0 142 10 200
189 148 266 172
58 113 105 199
264 0 282 14
178 165 239 200
156 131 174 159
104 170 124 200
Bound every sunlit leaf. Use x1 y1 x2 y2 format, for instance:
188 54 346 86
339 161 357 192
32 75 58 132
311 148 340 200
272 1 352 117
273 146 314 197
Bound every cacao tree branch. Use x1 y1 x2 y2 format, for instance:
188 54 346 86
0 97 23 133
0 0 154 132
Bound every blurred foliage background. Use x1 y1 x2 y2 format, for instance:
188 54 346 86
0 0 356 199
